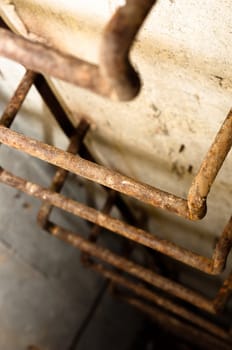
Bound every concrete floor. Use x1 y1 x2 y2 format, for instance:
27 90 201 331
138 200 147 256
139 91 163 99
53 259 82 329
0 105 144 350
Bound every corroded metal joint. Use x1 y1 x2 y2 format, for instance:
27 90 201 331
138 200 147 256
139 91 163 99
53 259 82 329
187 194 207 221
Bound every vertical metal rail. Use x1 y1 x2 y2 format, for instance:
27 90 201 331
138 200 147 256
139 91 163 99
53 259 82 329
37 120 89 228
214 270 232 313
0 70 36 128
188 111 232 219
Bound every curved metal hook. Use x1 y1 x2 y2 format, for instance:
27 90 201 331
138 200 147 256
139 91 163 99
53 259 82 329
100 0 157 101
0 1 157 101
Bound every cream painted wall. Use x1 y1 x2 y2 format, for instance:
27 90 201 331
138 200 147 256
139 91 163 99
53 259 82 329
0 0 231 268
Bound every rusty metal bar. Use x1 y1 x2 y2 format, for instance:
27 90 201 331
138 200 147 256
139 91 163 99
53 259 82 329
213 270 232 313
0 169 213 310
37 120 89 228
81 191 116 266
0 109 231 224
86 191 116 244
118 296 231 350
79 146 140 227
0 1 157 101
0 168 216 274
212 216 232 273
45 223 214 313
0 125 190 218
0 70 36 128
0 28 110 98
0 20 75 136
100 0 157 100
90 263 230 342
0 166 231 275
34 74 75 138
188 110 232 219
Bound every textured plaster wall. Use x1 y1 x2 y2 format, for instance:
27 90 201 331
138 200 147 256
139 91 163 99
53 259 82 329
0 0 231 265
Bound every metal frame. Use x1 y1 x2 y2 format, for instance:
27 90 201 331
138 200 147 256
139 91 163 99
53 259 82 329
0 2 231 221
0 68 231 345
0 10 231 349
0 71 231 276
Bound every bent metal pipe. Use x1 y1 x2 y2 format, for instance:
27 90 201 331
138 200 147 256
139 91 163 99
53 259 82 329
0 1 158 101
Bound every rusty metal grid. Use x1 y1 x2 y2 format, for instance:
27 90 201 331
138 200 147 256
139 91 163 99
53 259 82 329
0 2 232 223
0 67 231 348
0 6 231 348
0 68 231 277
